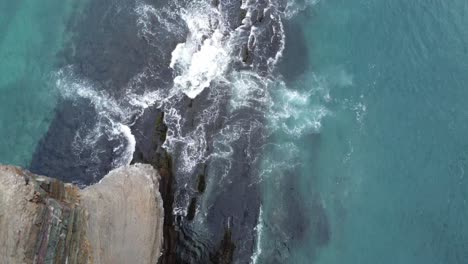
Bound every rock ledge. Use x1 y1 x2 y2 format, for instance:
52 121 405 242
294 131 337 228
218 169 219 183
0 164 163 264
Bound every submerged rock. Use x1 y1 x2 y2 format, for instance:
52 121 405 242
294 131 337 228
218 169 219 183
0 164 163 264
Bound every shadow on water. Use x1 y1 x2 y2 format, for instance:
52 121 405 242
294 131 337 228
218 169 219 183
278 13 312 84
262 132 331 263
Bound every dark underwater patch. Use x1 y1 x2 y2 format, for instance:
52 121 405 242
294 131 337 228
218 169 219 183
278 18 311 83
30 99 116 185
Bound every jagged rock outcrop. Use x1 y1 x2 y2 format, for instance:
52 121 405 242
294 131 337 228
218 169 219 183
0 164 163 264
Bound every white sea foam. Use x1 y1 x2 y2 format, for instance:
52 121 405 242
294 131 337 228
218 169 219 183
251 206 264 264
171 30 229 98
229 71 271 112
209 124 244 182
135 3 158 38
54 67 160 171
268 80 330 138
284 0 321 19
259 141 302 181
352 101 367 127
112 123 136 167
135 2 185 45
169 2 231 99
267 14 286 70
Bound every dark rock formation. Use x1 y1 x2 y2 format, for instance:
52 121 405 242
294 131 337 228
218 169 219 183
130 106 179 264
187 197 198 221
210 227 236 264
197 173 206 193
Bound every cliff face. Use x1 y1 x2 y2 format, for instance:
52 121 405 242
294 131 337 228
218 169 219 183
0 164 163 264
0 165 91 264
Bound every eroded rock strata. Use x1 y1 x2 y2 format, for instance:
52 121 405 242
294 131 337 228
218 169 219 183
0 164 163 264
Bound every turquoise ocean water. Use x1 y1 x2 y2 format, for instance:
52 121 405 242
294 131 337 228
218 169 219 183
0 1 83 166
261 0 468 263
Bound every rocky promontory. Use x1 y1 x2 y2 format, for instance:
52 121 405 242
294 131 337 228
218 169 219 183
0 164 163 264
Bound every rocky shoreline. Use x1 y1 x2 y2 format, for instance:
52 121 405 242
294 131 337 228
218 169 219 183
0 164 163 264
27 0 285 262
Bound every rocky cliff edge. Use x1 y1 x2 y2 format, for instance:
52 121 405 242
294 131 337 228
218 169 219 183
0 164 163 264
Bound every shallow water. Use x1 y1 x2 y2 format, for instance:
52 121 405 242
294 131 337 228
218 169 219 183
0 0 83 166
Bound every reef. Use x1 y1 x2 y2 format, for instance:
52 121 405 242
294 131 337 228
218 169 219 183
0 164 163 264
